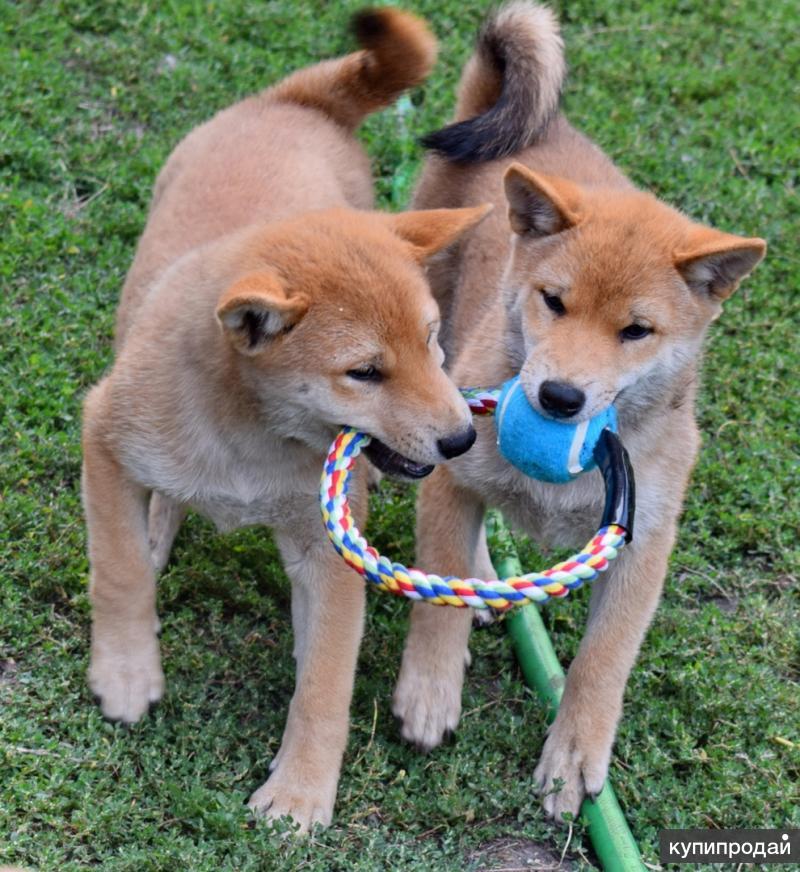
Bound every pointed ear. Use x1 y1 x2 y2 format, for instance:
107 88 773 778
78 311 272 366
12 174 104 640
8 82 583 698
215 271 308 354
503 164 583 237
675 228 766 301
386 204 493 262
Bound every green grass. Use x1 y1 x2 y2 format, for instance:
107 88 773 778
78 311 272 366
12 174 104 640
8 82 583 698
2 0 798 869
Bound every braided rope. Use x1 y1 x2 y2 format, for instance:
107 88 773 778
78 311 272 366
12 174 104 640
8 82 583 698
320 421 628 611
461 387 499 416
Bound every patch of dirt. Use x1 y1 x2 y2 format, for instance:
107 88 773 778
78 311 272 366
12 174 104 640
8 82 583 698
468 836 575 871
708 595 738 614
771 574 795 592
0 659 19 685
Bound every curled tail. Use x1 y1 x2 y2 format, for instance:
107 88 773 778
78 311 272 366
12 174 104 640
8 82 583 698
268 7 437 130
422 1 565 163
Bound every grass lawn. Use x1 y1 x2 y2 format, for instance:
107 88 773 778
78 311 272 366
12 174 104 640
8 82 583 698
2 0 798 868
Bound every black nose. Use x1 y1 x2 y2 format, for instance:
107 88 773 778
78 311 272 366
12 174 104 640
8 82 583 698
538 380 586 418
437 425 477 460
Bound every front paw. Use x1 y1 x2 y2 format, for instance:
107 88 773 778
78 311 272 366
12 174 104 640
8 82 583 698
248 761 337 834
88 630 164 724
534 715 612 822
391 651 467 751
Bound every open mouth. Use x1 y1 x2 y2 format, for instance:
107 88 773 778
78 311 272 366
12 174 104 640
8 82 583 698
364 438 435 480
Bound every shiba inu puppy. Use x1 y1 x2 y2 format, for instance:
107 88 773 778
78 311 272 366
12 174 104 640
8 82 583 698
81 8 491 832
392 1 765 820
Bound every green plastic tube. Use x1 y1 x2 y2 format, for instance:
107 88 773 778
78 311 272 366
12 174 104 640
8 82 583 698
487 512 646 872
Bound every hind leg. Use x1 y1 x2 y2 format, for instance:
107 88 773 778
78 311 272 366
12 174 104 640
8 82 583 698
148 492 186 574
83 417 164 724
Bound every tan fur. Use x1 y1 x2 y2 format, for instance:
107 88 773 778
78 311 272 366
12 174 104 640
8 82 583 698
114 6 437 348
455 1 564 127
268 8 437 130
81 9 491 834
395 1 766 820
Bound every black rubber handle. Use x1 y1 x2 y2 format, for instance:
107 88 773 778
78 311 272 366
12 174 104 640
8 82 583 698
593 428 635 543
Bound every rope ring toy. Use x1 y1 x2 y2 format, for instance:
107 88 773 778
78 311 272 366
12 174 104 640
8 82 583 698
320 386 634 612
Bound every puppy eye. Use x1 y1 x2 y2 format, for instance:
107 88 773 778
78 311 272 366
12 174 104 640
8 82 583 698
620 324 653 341
346 365 382 382
540 290 566 316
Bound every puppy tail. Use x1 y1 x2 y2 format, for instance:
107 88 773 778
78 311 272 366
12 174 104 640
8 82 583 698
267 7 437 130
421 2 565 163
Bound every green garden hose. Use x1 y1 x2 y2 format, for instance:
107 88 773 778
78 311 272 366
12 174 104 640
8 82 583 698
487 512 646 872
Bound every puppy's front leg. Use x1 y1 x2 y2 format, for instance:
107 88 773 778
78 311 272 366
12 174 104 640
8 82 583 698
393 465 489 750
534 526 674 820
82 409 164 723
147 491 186 575
248 521 366 833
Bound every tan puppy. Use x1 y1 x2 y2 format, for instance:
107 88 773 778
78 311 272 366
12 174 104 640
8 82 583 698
81 8 491 832
392 2 766 820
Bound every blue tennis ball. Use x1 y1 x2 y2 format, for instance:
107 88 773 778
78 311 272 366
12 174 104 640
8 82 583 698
495 376 617 484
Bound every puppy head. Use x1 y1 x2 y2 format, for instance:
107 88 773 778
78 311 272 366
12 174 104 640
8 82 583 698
501 163 766 422
216 205 491 475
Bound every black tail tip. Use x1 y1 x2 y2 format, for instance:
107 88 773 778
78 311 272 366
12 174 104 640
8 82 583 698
351 7 389 45
421 120 509 165
420 125 471 162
